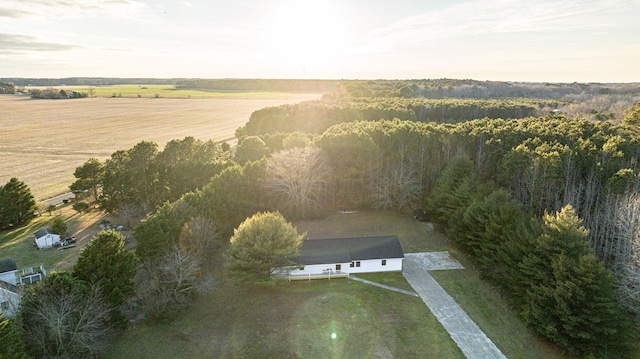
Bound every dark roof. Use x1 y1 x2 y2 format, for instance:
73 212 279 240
34 228 51 239
293 236 404 265
0 258 17 273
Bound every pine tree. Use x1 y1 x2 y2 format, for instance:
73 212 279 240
519 205 631 356
73 230 137 328
225 211 303 281
0 178 37 229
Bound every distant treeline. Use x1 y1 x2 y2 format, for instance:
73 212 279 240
0 81 15 94
29 88 87 99
343 79 640 99
175 79 344 93
0 77 179 87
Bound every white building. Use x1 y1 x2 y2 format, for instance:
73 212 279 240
283 235 404 280
0 259 20 317
0 258 47 317
33 228 61 249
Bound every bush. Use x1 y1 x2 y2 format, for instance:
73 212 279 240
73 201 91 213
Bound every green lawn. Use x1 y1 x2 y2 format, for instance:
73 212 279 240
107 277 464 359
431 260 570 359
0 205 107 272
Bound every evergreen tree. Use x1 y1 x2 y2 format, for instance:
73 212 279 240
70 157 104 201
0 178 37 229
0 313 28 359
51 217 68 237
73 230 137 327
426 157 475 224
225 211 303 281
519 205 631 356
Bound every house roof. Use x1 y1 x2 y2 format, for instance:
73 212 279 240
0 258 17 273
34 228 51 239
293 236 404 266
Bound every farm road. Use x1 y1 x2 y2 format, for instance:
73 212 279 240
403 252 507 359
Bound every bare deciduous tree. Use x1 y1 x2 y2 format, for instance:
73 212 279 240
187 215 220 257
370 160 422 210
19 284 111 358
135 245 215 320
263 147 331 217
609 192 640 316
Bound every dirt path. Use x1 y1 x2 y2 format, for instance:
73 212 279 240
403 252 507 359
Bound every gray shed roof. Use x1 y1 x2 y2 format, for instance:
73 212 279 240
293 236 404 266
34 228 51 239
0 258 17 273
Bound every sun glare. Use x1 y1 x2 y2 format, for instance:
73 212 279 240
265 0 352 73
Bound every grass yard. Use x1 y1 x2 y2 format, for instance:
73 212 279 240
107 277 464 359
0 92 319 201
106 210 566 359
431 268 571 359
0 204 121 272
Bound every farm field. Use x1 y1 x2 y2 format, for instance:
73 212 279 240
0 92 320 201
106 211 566 359
27 84 319 99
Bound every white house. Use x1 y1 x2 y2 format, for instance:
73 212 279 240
0 258 46 317
0 258 17 286
33 228 61 249
283 235 404 280
0 259 20 317
0 284 21 317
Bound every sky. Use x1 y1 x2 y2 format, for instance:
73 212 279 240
1 0 639 82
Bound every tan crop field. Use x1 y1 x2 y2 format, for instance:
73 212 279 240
0 93 320 201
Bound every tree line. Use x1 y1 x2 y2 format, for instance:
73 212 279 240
175 78 343 93
237 97 558 137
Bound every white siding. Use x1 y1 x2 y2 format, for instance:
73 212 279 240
35 234 61 249
346 258 403 274
0 287 20 317
0 270 17 286
286 258 403 277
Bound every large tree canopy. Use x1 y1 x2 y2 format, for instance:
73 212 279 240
70 157 104 200
225 211 303 281
73 230 137 327
0 177 37 229
18 272 111 358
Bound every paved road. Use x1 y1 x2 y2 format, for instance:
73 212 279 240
403 253 507 359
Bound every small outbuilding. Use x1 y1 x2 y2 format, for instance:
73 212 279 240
284 235 404 280
0 258 47 317
0 258 17 286
33 228 61 249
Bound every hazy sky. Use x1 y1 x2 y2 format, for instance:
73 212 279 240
1 0 638 82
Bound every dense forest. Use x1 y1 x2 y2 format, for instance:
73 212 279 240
5 79 640 358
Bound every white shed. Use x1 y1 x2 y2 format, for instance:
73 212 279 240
284 236 404 280
34 228 61 249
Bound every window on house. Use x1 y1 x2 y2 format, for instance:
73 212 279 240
350 262 355 267
298 266 305 271
336 264 341 271
382 259 387 266
355 261 361 267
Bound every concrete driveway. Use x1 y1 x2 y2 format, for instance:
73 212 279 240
403 252 507 359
